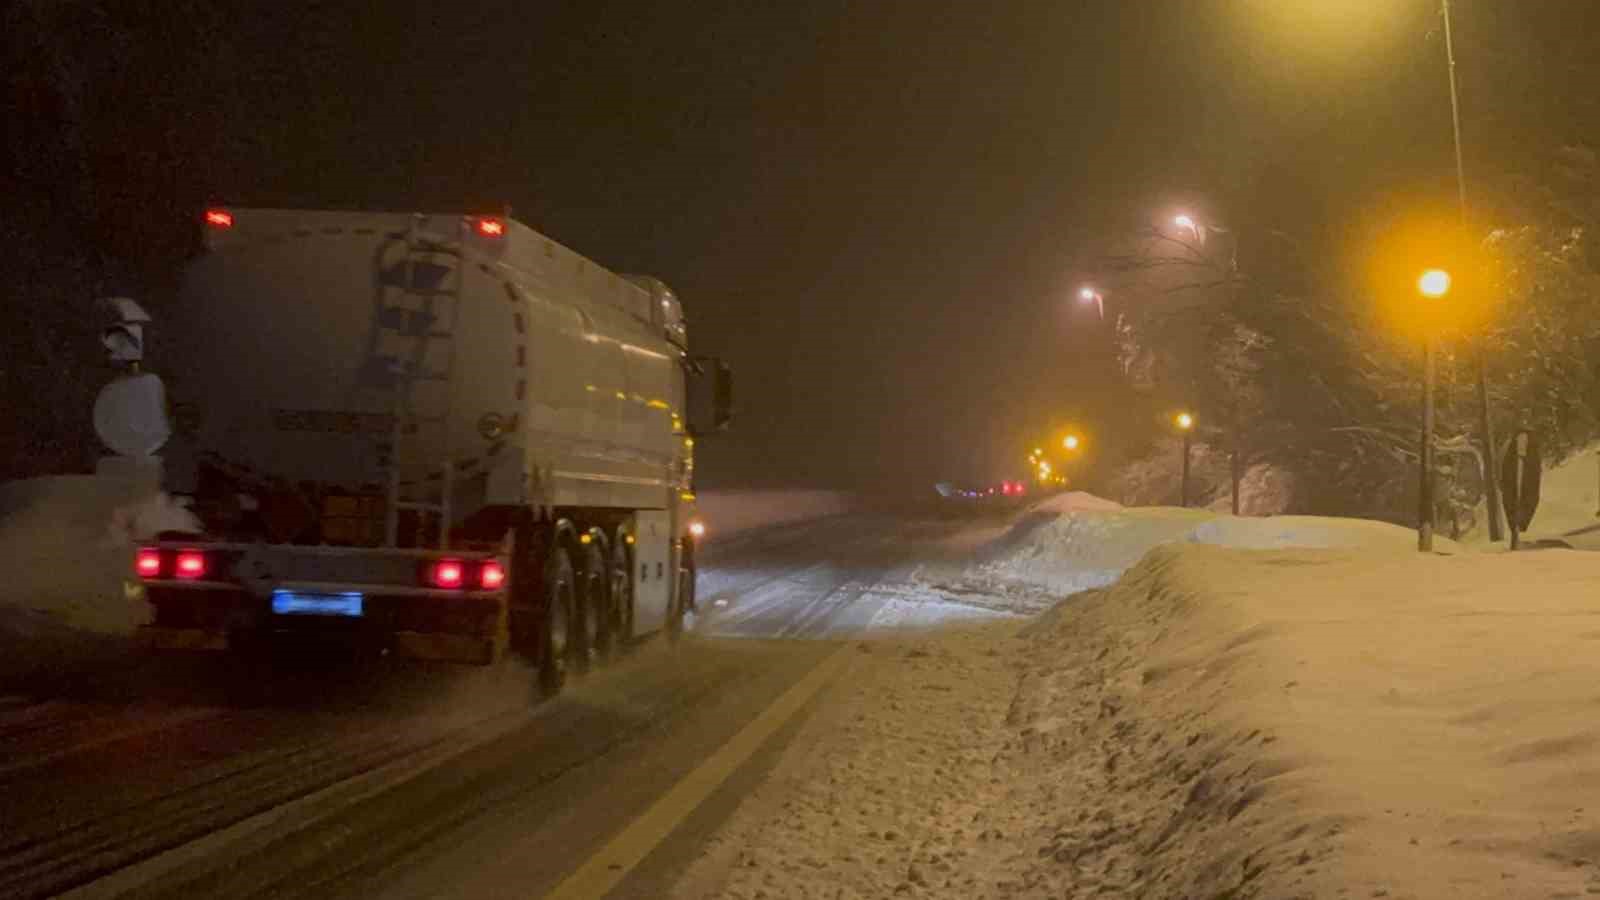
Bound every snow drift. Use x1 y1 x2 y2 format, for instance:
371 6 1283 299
682 537 1600 899
935 497 1452 615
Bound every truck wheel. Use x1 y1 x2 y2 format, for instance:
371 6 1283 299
539 546 577 698
580 541 611 667
667 558 694 644
609 538 635 654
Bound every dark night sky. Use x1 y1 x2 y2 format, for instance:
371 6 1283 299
34 1 1600 492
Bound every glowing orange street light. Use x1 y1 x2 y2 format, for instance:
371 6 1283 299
1063 434 1080 451
1418 268 1450 298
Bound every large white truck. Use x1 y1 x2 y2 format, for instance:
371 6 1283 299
134 207 731 695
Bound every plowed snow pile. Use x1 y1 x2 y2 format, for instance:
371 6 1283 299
930 500 1453 616
678 531 1596 899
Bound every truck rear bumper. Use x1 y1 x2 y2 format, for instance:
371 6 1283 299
137 625 496 664
141 583 505 665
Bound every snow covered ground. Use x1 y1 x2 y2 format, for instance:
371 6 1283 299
1465 442 1600 550
675 499 1594 899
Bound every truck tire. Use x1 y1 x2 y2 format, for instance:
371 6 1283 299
539 546 577 698
579 541 610 667
609 538 635 654
667 556 693 644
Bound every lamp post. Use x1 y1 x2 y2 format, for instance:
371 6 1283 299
1077 286 1105 321
1418 268 1451 552
1437 0 1504 543
1176 412 1195 507
1174 214 1244 514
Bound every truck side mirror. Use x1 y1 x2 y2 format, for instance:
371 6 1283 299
686 356 733 436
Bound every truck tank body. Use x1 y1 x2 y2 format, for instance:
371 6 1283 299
165 209 690 540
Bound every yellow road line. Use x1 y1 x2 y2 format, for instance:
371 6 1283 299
544 644 850 900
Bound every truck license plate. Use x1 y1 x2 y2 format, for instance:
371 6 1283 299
272 591 364 617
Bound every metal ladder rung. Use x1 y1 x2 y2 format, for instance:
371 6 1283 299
395 501 447 512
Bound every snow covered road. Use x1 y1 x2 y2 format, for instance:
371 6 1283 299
0 506 1022 900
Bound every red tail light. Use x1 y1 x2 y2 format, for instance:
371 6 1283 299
136 549 162 577
204 209 234 229
174 550 207 580
476 217 505 238
431 560 465 589
479 561 506 590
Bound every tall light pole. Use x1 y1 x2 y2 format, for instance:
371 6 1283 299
1418 268 1451 552
1439 0 1504 543
1175 214 1244 515
1176 412 1195 507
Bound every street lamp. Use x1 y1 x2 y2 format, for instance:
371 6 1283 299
1175 412 1195 507
1063 434 1080 451
1432 0 1504 542
1172 212 1246 515
1416 268 1450 552
1077 286 1105 321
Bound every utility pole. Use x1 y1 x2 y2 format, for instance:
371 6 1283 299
1228 238 1242 516
1441 0 1504 542
1419 335 1437 552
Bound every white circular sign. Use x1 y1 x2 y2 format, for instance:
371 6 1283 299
94 372 172 456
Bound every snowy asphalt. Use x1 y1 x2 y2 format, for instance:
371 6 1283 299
0 509 1013 900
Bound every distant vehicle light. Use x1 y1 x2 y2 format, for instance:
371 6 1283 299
479 561 506 590
476 217 506 238
432 560 465 588
174 550 207 580
203 209 234 229
136 548 162 577
689 520 706 539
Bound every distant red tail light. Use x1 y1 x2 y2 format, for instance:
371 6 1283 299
174 550 207 580
479 561 506 590
431 560 465 589
475 217 505 238
136 548 162 578
203 209 234 229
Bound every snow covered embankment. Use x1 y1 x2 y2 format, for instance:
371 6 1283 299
937 492 1454 617
682 516 1593 898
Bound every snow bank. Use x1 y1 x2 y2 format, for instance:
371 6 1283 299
692 489 854 541
1028 490 1124 514
1514 443 1600 546
679 543 1600 899
934 503 1450 616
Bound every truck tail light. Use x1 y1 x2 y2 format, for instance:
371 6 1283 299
479 561 505 590
136 548 162 577
431 560 465 589
203 208 234 229
475 217 505 238
174 550 207 580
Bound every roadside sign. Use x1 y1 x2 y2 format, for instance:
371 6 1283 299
1500 430 1542 540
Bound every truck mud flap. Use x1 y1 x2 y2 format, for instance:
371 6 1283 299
139 626 230 652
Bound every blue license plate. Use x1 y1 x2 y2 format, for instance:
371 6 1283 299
272 591 364 617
